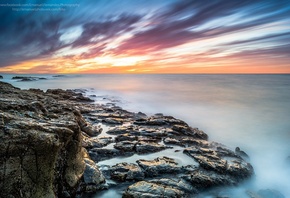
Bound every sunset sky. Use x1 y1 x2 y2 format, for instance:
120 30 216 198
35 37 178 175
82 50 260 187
0 0 290 74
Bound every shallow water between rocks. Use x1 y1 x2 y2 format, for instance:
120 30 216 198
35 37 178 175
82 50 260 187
2 74 290 197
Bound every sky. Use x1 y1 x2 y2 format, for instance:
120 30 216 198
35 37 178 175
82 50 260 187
0 0 290 74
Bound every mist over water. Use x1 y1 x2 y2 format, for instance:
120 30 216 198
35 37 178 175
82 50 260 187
2 74 290 197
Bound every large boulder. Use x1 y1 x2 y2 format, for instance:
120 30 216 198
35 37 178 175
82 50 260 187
136 157 180 177
0 82 99 197
80 156 106 192
182 169 237 189
184 146 253 178
123 179 194 198
109 162 145 181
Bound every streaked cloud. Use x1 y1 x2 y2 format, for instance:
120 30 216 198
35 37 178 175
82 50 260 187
0 0 290 73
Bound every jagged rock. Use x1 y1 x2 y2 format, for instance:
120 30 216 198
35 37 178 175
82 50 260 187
135 111 147 118
0 75 3 79
182 169 237 190
0 81 255 197
235 147 250 160
83 136 113 149
114 141 137 152
149 178 196 194
134 117 167 126
217 146 240 158
89 148 134 162
190 127 208 140
181 165 198 173
0 82 87 197
102 118 123 125
108 125 164 139
110 162 145 181
136 114 175 126
138 127 165 137
82 124 102 137
160 116 188 126
115 133 138 142
134 115 189 128
163 137 182 146
81 157 106 192
135 141 169 154
172 125 208 140
107 126 136 135
74 110 101 137
46 89 93 102
137 136 161 142
29 88 45 94
164 136 209 147
184 146 253 178
95 109 134 122
137 157 180 176
184 147 226 171
123 179 192 198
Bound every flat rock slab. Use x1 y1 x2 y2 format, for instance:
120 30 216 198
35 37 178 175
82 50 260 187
123 179 193 198
135 141 169 154
137 157 180 176
110 162 145 181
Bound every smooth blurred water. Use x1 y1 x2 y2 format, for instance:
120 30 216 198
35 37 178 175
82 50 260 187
1 74 290 197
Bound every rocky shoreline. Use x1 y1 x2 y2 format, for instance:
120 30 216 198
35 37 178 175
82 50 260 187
0 81 255 197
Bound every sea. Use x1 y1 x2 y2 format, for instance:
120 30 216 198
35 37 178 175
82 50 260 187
1 74 290 197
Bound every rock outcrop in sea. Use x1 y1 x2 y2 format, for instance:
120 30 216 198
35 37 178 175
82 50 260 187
0 82 102 197
12 76 47 81
0 81 254 197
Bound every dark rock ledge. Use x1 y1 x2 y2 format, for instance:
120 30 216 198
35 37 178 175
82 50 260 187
0 81 254 198
0 82 100 197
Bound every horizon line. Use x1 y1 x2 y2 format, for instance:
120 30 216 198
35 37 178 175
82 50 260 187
1 72 290 75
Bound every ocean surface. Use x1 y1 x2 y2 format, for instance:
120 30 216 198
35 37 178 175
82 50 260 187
1 74 290 197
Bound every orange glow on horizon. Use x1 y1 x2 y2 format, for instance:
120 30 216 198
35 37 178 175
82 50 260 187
1 54 290 74
2 35 289 74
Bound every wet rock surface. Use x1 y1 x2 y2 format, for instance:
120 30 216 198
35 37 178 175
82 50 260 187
109 162 145 182
80 156 106 192
0 82 102 197
0 81 255 197
123 179 192 198
137 157 180 177
81 102 254 197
